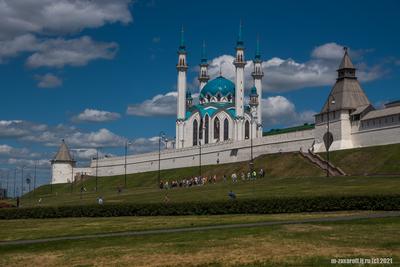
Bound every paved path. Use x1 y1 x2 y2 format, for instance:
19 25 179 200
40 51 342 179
1 211 400 246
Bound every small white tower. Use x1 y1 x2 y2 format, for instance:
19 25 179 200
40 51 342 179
176 27 188 149
198 41 210 90
251 36 264 137
51 139 75 184
233 21 246 140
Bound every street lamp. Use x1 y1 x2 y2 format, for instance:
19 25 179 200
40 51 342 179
124 140 132 188
158 132 166 185
326 94 336 177
94 148 101 192
249 111 257 173
13 169 16 198
199 140 202 177
20 166 25 197
33 161 37 196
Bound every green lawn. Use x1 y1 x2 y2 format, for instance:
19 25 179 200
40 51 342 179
0 215 399 266
0 211 377 241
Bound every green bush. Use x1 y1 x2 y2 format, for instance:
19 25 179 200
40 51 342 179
0 195 399 220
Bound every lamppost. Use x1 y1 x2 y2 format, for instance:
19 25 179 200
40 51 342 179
95 148 99 192
33 161 37 196
20 166 25 197
13 168 16 198
124 140 132 188
71 151 75 193
249 111 257 173
199 140 202 177
6 170 9 198
326 94 336 178
158 132 166 185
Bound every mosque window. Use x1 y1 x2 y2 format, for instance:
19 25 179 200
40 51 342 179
199 118 203 140
216 93 221 101
214 117 220 141
224 118 229 141
204 115 209 144
227 94 232 102
245 121 250 139
193 119 198 146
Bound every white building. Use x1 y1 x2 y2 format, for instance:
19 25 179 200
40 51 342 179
51 31 400 181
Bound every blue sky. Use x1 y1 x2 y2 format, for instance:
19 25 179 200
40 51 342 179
0 0 399 187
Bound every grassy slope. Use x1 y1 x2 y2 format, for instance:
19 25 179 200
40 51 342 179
323 143 400 175
0 216 399 267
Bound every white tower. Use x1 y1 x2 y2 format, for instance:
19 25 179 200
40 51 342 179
176 27 188 149
51 139 75 184
198 41 210 90
233 22 246 140
251 37 264 137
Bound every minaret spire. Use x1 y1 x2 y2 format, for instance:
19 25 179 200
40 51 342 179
198 40 210 91
176 27 188 149
233 20 246 141
252 35 264 138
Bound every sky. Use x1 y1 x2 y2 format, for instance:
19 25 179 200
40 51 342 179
0 0 399 188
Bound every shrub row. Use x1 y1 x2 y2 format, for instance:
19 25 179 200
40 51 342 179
0 195 399 220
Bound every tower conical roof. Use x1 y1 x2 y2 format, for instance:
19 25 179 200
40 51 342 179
338 47 354 69
320 48 370 113
52 140 74 162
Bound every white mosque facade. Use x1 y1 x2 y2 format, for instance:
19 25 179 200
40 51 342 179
51 28 400 184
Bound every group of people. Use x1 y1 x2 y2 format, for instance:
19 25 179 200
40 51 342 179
159 168 266 190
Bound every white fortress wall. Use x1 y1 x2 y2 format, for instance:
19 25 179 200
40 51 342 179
352 124 400 148
91 129 315 177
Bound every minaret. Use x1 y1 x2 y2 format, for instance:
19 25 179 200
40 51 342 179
251 36 264 137
176 27 188 149
198 41 210 90
233 21 246 140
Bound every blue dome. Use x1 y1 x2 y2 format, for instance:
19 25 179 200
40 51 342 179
200 76 235 98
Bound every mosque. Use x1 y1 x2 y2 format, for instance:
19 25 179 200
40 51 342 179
50 26 400 184
175 24 263 148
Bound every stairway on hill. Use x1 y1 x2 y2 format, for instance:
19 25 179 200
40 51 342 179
300 149 346 176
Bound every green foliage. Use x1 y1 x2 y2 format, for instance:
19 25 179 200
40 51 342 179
2 195 399 220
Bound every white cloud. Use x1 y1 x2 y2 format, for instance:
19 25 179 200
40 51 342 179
262 96 315 126
7 158 50 168
127 92 178 116
72 109 121 123
311 42 345 60
203 43 386 93
0 0 132 40
35 73 63 88
26 36 118 68
0 120 126 148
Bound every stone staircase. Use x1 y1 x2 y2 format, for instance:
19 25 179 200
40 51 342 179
300 149 346 176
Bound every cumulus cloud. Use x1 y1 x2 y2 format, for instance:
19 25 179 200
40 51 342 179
26 36 118 68
262 96 315 126
0 0 132 40
0 120 125 148
72 109 121 123
35 73 63 88
203 43 386 93
127 92 178 116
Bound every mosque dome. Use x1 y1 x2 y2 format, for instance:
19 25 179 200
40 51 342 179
200 76 235 99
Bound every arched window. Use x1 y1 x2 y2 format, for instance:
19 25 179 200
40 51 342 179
216 93 221 102
224 118 229 140
206 94 211 102
204 115 209 144
245 120 250 139
214 117 220 141
227 94 232 102
193 119 198 146
199 118 203 141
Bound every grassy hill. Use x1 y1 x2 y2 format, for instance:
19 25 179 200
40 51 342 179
322 143 400 175
15 149 400 208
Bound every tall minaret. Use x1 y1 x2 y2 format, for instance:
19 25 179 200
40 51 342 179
251 36 264 137
176 27 188 149
233 21 246 140
198 41 210 90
